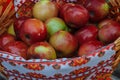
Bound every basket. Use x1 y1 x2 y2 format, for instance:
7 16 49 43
0 0 120 80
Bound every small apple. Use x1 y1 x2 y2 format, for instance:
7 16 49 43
20 18 47 45
98 19 120 44
49 31 78 58
27 42 57 60
74 24 98 45
78 40 104 56
14 16 30 40
3 41 28 60
60 3 89 28
45 17 69 36
84 0 109 22
7 23 16 36
0 33 16 50
32 0 58 22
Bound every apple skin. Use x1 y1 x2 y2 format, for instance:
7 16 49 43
7 23 16 36
32 0 58 22
98 19 120 44
60 3 89 28
84 0 109 22
14 16 30 40
20 18 47 45
74 24 98 45
78 40 104 56
27 42 57 60
49 31 78 58
45 17 69 37
3 41 28 60
0 33 16 50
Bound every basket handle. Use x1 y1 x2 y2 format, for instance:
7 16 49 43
113 37 120 69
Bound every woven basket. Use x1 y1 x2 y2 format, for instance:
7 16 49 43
0 0 120 80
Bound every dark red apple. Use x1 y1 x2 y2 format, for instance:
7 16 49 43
49 31 78 58
84 0 109 22
14 16 30 40
3 41 28 60
78 40 104 56
19 18 47 45
27 42 56 60
0 33 16 50
98 19 120 44
60 3 89 28
74 24 98 45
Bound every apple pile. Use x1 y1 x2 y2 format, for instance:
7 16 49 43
1 0 120 60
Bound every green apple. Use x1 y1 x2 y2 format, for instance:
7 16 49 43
45 17 69 36
7 23 16 36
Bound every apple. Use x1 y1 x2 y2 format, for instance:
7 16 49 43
74 24 98 45
60 3 89 28
3 41 28 60
7 23 16 36
45 17 69 37
84 0 109 22
78 40 104 56
19 18 47 45
32 0 58 22
27 42 57 60
0 33 16 50
98 19 120 44
49 31 78 58
14 16 30 40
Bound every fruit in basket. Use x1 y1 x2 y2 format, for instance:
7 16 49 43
32 0 58 22
0 33 16 50
84 0 109 22
7 23 16 36
14 16 30 40
27 42 56 60
45 17 69 36
60 3 89 28
49 31 78 58
98 19 120 44
74 24 98 45
78 40 104 56
19 18 47 45
3 41 28 60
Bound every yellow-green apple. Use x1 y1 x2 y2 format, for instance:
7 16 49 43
13 16 30 40
98 19 120 44
3 41 28 60
27 42 56 60
0 33 16 50
49 31 78 58
45 17 69 37
78 40 103 56
7 23 16 36
19 18 47 45
60 3 89 28
74 24 98 45
32 0 58 22
84 0 109 22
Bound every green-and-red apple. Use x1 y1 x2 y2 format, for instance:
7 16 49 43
49 31 78 58
27 42 57 60
19 18 47 45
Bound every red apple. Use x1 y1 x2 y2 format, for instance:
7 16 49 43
32 0 58 22
78 40 104 56
74 24 98 45
20 18 47 45
49 31 78 58
27 42 57 60
98 19 120 44
84 0 109 22
60 3 89 28
0 33 16 50
3 41 28 60
14 16 30 40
